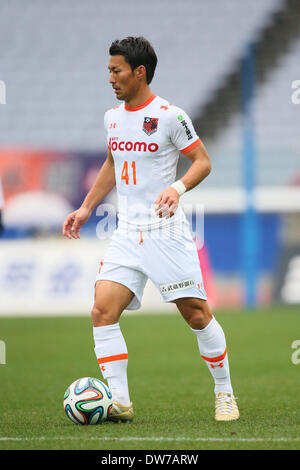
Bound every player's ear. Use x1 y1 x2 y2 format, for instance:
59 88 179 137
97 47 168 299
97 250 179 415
135 65 146 81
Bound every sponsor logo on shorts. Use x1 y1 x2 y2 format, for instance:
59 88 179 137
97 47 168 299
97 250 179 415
159 278 195 294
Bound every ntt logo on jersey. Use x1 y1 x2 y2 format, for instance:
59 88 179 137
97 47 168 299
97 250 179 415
110 139 159 153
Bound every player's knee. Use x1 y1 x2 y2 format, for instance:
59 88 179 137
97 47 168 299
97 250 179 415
188 306 212 330
177 298 212 329
91 303 117 326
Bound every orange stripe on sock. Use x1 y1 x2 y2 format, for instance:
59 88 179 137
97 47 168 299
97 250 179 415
201 347 227 363
97 353 128 364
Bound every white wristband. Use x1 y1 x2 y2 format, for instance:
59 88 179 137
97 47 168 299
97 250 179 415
171 180 186 196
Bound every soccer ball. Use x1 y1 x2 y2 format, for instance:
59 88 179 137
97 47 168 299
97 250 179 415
63 377 113 425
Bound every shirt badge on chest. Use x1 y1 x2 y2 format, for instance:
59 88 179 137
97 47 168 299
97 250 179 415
142 117 159 136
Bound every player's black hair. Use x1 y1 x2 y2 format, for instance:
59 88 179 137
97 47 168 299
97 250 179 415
109 36 157 84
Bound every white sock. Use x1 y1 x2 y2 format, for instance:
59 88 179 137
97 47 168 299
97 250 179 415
93 323 131 405
191 316 233 395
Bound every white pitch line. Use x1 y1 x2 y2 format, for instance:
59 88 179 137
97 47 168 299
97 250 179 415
0 436 300 442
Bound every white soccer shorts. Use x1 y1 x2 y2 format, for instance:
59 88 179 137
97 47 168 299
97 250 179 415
95 220 207 310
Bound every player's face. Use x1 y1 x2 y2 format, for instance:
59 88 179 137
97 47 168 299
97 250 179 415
108 55 140 102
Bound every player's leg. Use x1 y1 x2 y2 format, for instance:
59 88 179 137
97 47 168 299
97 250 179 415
92 280 134 417
142 221 239 421
174 297 232 394
92 279 134 326
174 296 239 421
92 254 148 422
173 296 212 329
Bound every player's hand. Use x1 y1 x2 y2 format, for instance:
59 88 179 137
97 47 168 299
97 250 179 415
155 187 179 219
62 206 91 239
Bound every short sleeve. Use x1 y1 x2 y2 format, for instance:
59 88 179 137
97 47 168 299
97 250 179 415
169 108 201 154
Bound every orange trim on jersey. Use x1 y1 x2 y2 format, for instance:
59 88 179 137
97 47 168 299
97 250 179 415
124 94 157 112
180 138 202 154
97 353 128 364
139 231 143 245
201 347 227 363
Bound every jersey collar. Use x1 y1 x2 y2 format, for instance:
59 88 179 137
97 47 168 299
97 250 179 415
124 94 157 112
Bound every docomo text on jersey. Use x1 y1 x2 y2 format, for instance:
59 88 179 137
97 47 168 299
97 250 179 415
109 138 159 153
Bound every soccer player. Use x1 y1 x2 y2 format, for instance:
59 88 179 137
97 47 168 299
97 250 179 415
62 37 239 422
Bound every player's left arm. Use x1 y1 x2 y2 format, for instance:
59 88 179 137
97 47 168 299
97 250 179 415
179 139 211 190
155 140 211 218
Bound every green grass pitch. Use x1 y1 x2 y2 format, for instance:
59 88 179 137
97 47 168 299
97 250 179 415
0 306 300 451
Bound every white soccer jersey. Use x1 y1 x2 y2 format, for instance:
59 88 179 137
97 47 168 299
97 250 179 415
104 94 201 231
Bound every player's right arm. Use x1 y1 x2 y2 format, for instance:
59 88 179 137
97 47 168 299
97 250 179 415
62 149 115 239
